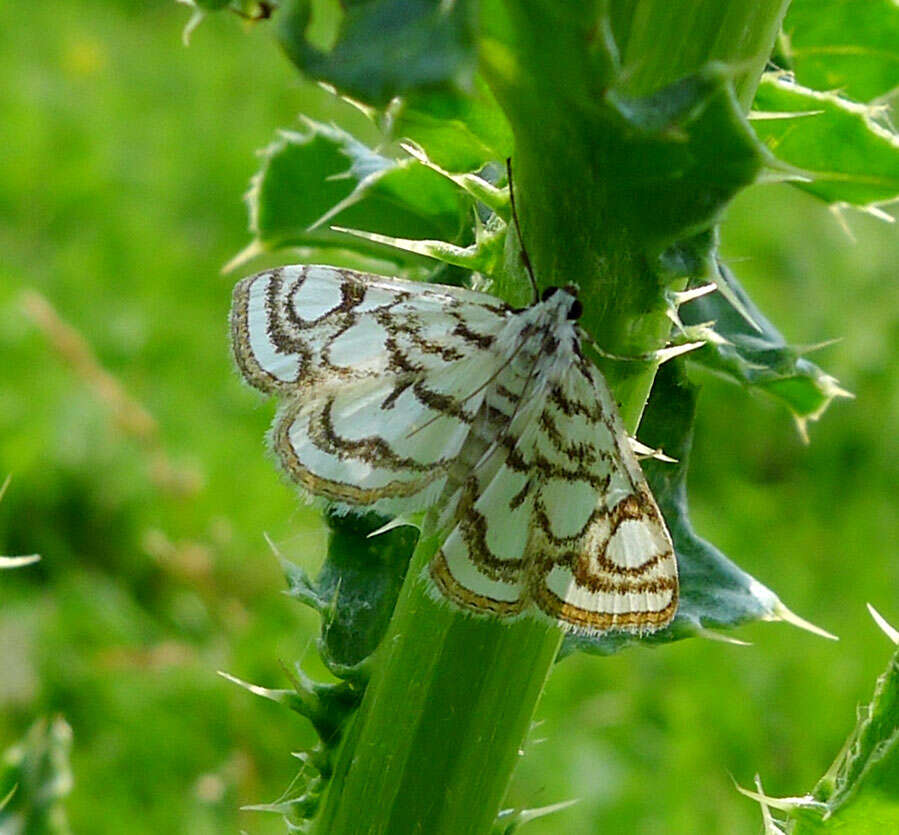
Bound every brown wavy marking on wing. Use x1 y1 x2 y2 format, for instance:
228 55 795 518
231 269 309 394
230 265 512 397
271 398 448 506
429 551 526 616
529 489 678 634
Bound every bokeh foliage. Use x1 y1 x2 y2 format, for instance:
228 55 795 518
1 1 898 833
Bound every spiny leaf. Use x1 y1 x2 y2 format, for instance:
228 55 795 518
177 0 271 44
315 510 417 672
229 119 472 273
279 559 327 612
601 68 769 245
389 78 514 173
783 0 899 104
752 74 899 209
680 262 852 437
480 5 767 274
219 669 359 743
330 223 507 276
870 604 899 646
494 799 579 833
277 0 477 107
399 143 509 212
793 629 899 831
243 784 321 819
0 554 40 568
0 475 39 567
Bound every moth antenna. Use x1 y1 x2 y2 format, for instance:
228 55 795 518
506 157 539 304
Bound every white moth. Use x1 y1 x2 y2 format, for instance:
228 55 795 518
231 264 678 634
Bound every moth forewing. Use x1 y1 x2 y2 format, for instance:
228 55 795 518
230 264 678 635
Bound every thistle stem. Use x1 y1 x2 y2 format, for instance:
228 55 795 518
312 2 787 832
312 525 562 834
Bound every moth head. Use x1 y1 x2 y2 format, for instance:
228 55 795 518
540 285 582 320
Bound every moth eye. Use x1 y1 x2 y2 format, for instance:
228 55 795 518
567 299 583 320
541 286 559 301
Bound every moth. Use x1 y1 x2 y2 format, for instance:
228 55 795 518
230 252 678 635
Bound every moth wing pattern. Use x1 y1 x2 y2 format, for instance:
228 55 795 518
230 265 514 515
429 326 678 634
528 363 677 632
230 264 509 395
429 400 546 617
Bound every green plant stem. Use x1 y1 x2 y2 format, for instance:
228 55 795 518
313 3 788 833
313 528 562 835
611 0 792 107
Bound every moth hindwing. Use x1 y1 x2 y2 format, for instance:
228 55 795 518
231 265 678 634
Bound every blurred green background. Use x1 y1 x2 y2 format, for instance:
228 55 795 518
1 1 897 833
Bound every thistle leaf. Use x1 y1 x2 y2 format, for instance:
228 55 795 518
277 0 477 107
782 0 899 104
230 119 473 273
680 262 852 436
752 74 899 209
